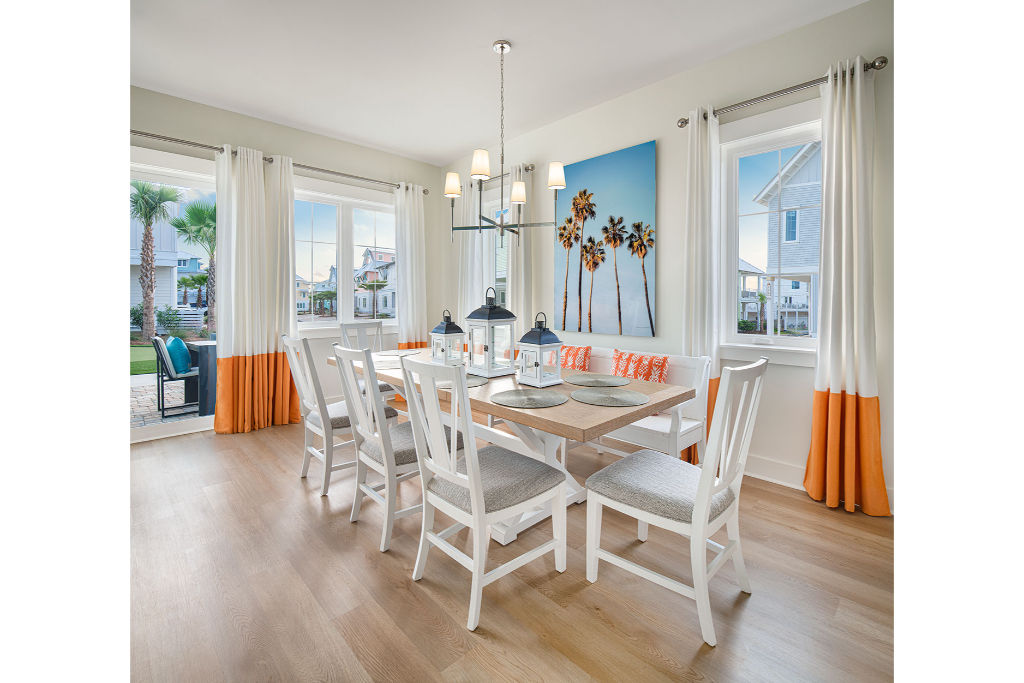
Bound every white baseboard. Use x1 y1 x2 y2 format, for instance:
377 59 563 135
131 415 214 444
744 452 805 490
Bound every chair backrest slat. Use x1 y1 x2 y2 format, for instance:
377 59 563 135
332 343 395 469
401 357 484 513
339 321 384 353
282 335 328 422
695 358 768 524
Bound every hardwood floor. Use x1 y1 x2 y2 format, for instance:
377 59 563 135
131 419 894 682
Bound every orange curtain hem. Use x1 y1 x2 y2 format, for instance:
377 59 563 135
681 376 720 465
214 352 301 434
398 341 429 350
803 390 890 516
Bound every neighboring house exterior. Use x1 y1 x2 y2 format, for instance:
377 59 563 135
353 247 397 317
748 141 821 335
130 207 188 314
295 265 338 315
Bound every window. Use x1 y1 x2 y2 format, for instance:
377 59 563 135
353 208 396 320
293 187 396 328
785 210 797 242
295 200 338 323
723 116 821 344
177 258 189 267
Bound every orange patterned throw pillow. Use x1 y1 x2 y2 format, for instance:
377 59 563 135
558 345 592 371
611 349 669 383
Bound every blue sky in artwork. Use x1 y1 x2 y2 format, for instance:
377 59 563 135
553 140 656 336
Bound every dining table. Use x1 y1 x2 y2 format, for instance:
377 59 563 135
327 349 695 545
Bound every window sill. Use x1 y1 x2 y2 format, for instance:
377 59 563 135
298 322 399 339
719 341 816 368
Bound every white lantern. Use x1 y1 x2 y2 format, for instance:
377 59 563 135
516 312 563 387
430 309 465 366
465 287 517 378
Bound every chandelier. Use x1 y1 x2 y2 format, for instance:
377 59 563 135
446 40 564 242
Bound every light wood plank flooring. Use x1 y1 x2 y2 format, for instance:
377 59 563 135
131 420 893 682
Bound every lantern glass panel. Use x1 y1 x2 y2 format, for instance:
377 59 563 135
432 337 444 362
492 325 512 369
470 327 487 368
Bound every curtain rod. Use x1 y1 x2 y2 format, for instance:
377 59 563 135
129 129 429 194
675 56 888 128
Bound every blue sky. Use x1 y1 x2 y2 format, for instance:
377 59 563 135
553 140 656 336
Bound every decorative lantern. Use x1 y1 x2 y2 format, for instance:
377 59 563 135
465 287 517 378
516 312 563 387
430 309 465 366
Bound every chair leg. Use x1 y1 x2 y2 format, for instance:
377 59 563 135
350 458 367 522
690 533 717 647
726 513 752 594
321 431 334 496
379 474 398 553
586 497 602 582
553 484 567 572
594 436 603 455
412 500 434 581
467 524 490 631
300 426 313 478
637 520 648 542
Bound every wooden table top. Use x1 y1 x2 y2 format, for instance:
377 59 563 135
328 350 695 443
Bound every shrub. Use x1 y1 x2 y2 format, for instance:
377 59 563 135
737 319 756 332
156 305 183 331
130 303 144 329
198 328 210 339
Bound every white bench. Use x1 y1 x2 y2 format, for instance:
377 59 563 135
566 346 711 462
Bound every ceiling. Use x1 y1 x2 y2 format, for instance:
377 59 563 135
131 0 865 166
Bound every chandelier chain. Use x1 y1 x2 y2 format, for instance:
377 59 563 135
499 48 504 167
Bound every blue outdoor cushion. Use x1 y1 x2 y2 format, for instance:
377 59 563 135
166 337 192 375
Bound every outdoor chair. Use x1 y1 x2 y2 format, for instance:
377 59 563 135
151 337 199 418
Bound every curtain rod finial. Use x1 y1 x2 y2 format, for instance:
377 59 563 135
872 56 888 70
677 117 689 128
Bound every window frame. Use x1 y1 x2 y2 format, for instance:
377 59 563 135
293 176 396 332
719 101 821 355
784 210 798 243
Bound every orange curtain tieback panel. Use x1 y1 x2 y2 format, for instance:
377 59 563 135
804 391 890 516
214 352 301 434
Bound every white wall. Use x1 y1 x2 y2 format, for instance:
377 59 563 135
441 0 894 505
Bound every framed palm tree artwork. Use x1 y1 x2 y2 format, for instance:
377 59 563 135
554 140 656 336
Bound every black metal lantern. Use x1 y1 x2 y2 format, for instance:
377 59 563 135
430 309 465 366
465 287 517 378
516 312 563 387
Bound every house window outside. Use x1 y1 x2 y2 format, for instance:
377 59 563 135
295 200 338 324
725 124 821 342
785 210 798 242
353 208 397 320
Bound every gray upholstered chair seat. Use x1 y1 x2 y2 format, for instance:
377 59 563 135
427 446 565 514
307 401 397 430
361 421 463 467
358 378 396 395
585 449 735 524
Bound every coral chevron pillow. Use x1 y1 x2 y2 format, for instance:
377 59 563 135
611 349 669 383
558 345 592 371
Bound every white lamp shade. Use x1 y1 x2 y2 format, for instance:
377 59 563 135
547 161 566 190
470 149 491 180
510 181 527 205
444 172 462 198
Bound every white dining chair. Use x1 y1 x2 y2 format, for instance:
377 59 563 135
283 335 398 496
585 357 768 647
333 343 458 552
339 320 399 402
401 356 568 631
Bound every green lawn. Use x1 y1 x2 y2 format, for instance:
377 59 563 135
130 345 157 375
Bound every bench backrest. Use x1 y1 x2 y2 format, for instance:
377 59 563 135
587 346 711 421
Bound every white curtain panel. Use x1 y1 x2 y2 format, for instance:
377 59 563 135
214 145 298 433
456 179 495 322
815 58 878 398
506 163 533 325
395 183 428 346
680 105 721 373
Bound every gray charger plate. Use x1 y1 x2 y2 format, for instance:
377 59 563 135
570 387 650 407
564 373 631 387
490 389 568 409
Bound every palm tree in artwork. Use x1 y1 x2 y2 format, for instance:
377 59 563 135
582 236 606 333
557 216 579 330
571 189 596 332
170 201 218 332
601 215 626 334
130 180 182 340
628 222 656 336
